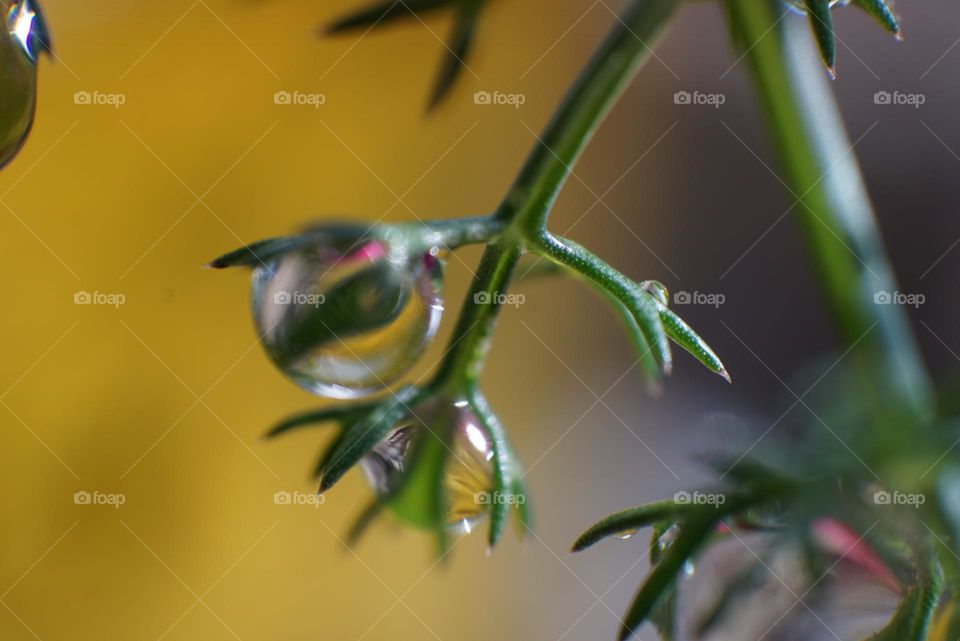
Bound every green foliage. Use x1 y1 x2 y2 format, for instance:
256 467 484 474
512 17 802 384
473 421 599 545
214 1 959 640
325 0 489 110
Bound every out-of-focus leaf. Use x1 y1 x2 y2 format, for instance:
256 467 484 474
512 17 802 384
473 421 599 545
319 386 419 491
572 500 694 552
648 521 679 641
864 582 941 641
325 0 451 34
427 0 483 111
804 0 836 73
599 289 662 385
266 404 373 438
619 510 721 641
851 0 900 36
207 235 305 269
696 558 769 637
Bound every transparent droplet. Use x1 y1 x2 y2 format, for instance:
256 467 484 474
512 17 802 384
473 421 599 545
1 0 48 169
640 280 670 306
657 523 681 552
614 529 637 541
360 398 495 533
252 237 443 398
785 0 847 15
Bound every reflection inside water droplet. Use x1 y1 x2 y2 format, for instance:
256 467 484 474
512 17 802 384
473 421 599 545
252 238 443 398
360 399 495 533
615 529 637 541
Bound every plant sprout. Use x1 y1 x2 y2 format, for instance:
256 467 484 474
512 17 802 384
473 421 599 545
210 0 960 639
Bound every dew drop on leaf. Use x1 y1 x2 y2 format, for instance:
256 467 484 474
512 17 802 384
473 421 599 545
360 399 495 534
251 238 443 398
0 0 48 169
614 529 637 541
640 280 670 307
785 0 847 16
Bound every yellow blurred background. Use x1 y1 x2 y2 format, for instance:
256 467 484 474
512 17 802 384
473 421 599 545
3 0 960 639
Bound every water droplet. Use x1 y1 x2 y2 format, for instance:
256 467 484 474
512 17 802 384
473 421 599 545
657 524 681 552
1 0 49 169
683 560 696 577
640 280 669 307
615 529 637 541
252 236 443 398
360 398 494 533
785 0 846 15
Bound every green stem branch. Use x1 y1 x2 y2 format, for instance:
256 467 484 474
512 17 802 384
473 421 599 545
434 0 680 390
722 0 934 419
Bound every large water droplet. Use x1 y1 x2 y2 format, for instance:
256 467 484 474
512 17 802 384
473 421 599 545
360 398 494 533
252 237 443 398
1 0 49 169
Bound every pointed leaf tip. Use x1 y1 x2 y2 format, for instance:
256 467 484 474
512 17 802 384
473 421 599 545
804 0 836 70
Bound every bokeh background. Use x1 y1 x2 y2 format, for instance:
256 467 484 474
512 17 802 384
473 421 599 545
2 0 959 639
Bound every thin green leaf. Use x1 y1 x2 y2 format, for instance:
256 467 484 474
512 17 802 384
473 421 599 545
804 0 836 73
600 289 662 385
619 510 721 641
572 500 694 553
471 393 515 550
864 583 941 641
511 473 532 537
852 0 900 37
207 235 305 269
427 0 483 111
648 521 679 641
346 498 384 547
319 387 419 491
656 302 730 382
325 0 450 34
266 404 373 439
632 290 672 374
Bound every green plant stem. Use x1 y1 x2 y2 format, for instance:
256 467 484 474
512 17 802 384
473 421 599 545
722 0 934 420
434 0 680 391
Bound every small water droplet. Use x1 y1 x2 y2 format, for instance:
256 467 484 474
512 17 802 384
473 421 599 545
1 0 49 169
785 0 846 15
657 524 681 552
360 398 494 533
252 236 443 398
615 529 637 541
640 280 669 307
683 560 696 577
